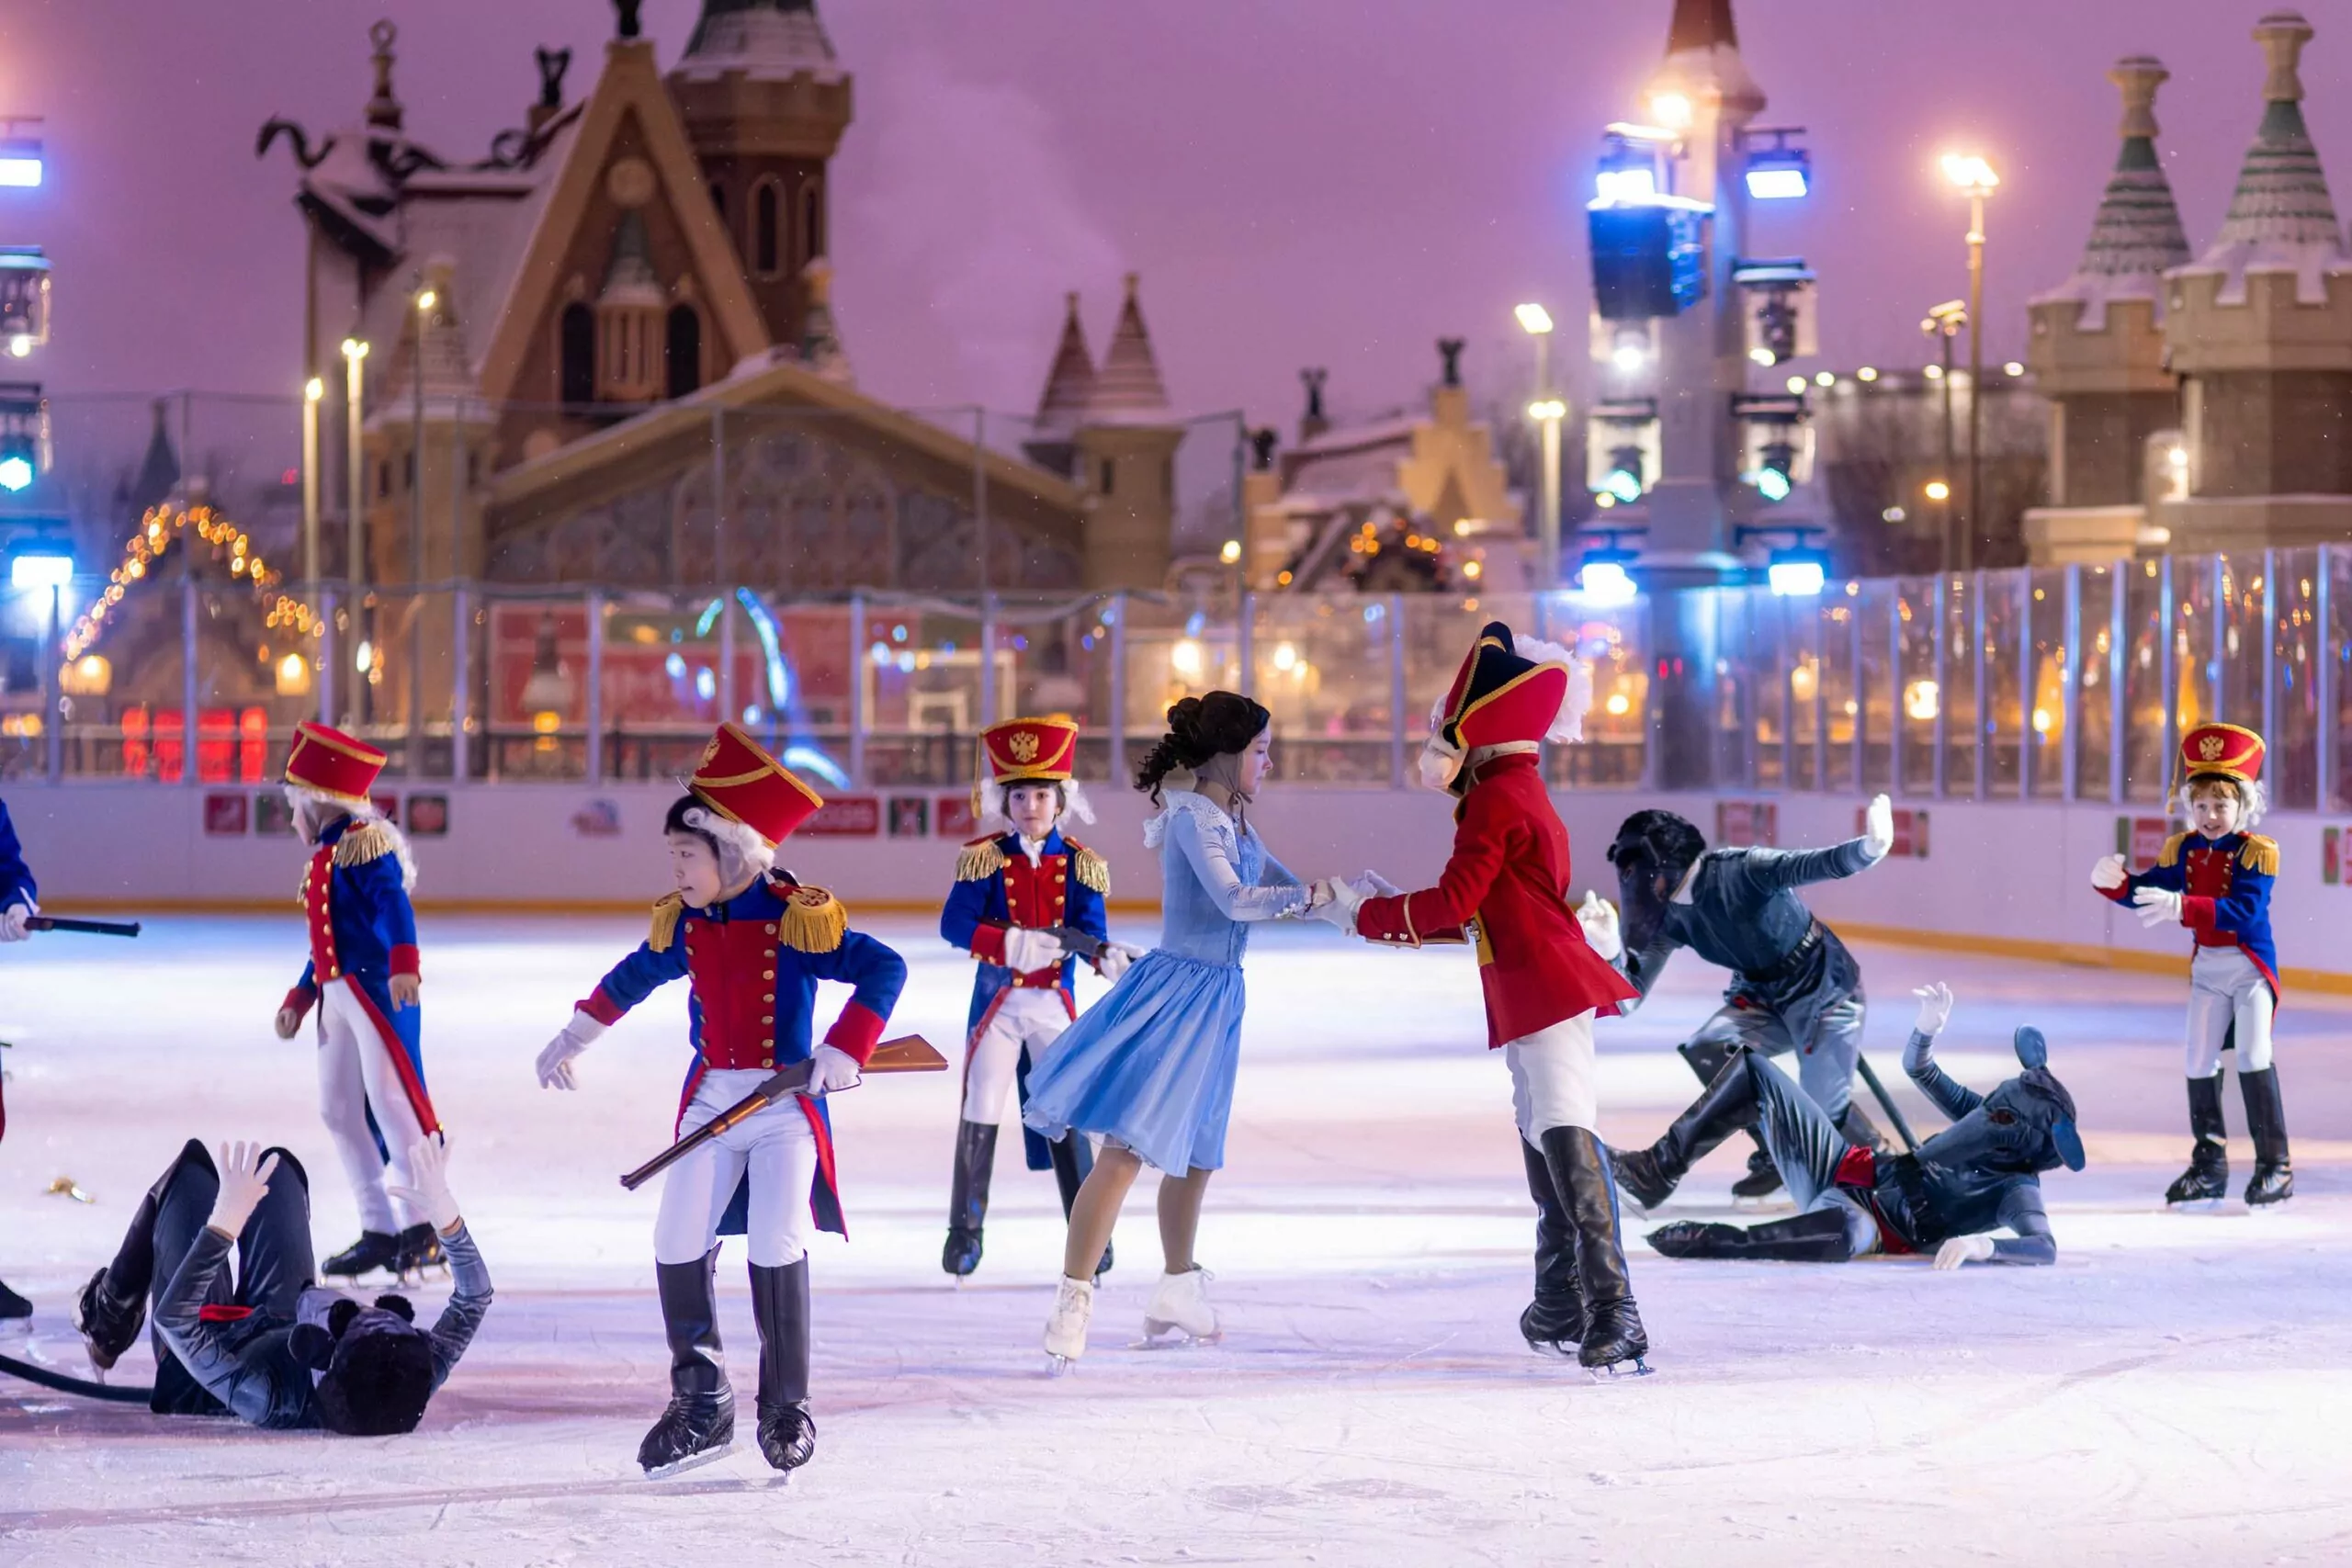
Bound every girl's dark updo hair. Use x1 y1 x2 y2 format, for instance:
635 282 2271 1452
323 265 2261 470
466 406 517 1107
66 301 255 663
1135 691 1272 801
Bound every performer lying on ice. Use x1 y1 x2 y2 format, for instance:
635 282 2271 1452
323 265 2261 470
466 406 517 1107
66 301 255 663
72 1133 490 1430
1312 622 1648 1374
938 716 1137 1280
1612 981 2082 1267
536 724 906 1478
1591 795 1896 1200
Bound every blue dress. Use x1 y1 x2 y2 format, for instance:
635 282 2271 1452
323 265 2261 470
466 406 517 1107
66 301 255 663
1022 785 1308 1175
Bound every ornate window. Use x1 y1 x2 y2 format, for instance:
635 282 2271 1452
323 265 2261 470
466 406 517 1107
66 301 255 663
666 304 702 400
800 180 825 263
753 178 781 276
559 302 595 406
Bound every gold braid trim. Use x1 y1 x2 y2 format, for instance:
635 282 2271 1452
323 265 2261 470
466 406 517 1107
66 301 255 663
956 838 1008 882
2157 832 2188 869
1070 843 1111 895
777 885 849 953
333 821 397 867
647 894 685 953
2239 835 2279 876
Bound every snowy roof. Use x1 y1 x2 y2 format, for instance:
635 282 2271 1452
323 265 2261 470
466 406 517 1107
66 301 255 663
1033 292 1096 433
1280 441 1408 514
1085 274 1172 425
673 0 842 85
2034 56 2191 327
2176 11 2347 304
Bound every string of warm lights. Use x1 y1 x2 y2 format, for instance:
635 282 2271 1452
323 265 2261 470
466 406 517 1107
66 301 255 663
63 503 318 662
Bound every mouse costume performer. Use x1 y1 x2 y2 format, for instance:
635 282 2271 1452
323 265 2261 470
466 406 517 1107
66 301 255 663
938 717 1131 1280
0 795 38 1320
1597 793 1895 1201
535 724 906 1477
1621 983 2080 1267
2092 723 2290 1206
1318 623 1647 1374
272 723 443 1284
71 1133 489 1431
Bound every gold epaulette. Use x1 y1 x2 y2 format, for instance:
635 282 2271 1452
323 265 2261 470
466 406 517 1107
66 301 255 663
333 821 397 867
1069 840 1110 895
956 837 1008 883
2239 835 2280 876
2156 832 2188 868
776 883 848 953
647 893 685 953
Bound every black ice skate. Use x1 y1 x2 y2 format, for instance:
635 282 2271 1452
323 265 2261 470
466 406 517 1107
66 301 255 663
1518 1137 1582 1355
392 1223 447 1281
1728 1147 1784 1202
2241 1066 2294 1208
640 1253 736 1478
1612 1049 1764 1213
943 1120 995 1279
322 1230 402 1280
1542 1126 1652 1377
2165 1076 2229 1207
73 1268 145 1371
0 1277 28 1322
750 1258 815 1475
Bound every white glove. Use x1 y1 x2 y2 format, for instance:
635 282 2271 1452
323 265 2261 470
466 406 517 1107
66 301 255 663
1933 1234 1996 1270
536 1011 606 1090
0 900 33 942
2132 886 2184 929
1096 942 1143 983
384 1132 462 1235
1308 877 1363 932
2089 853 2127 891
1576 890 1623 962
1911 981 1953 1037
207 1141 282 1238
804 1042 863 1097
1002 927 1069 973
1861 794 1894 861
1356 870 1405 898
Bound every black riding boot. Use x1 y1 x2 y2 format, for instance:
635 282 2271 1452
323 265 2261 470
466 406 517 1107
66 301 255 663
1682 1038 1778 1197
2240 1066 2294 1206
0 1279 27 1320
749 1258 817 1473
637 1251 735 1476
1541 1126 1648 1372
1612 1049 1765 1210
2165 1076 2229 1205
1834 1100 1889 1156
1048 1133 1113 1278
942 1120 998 1277
1518 1134 1582 1352
1645 1208 1856 1261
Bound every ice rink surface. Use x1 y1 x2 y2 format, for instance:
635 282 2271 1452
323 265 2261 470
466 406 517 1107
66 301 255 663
5 911 2351 1567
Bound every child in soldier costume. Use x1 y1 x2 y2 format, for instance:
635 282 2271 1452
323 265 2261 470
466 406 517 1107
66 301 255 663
535 724 907 1477
0 795 39 1320
2092 722 2292 1206
269 723 443 1283
938 717 1138 1279
1314 623 1649 1375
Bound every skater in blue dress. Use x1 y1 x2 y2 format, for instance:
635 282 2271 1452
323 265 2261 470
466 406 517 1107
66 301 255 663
1024 693 1319 1367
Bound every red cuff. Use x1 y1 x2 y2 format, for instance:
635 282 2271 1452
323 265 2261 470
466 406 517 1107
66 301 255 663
281 987 316 1021
578 987 627 1027
825 1000 887 1066
390 944 421 978
968 922 1008 966
1357 891 1466 947
2181 896 2217 931
198 1303 254 1324
2098 882 2132 907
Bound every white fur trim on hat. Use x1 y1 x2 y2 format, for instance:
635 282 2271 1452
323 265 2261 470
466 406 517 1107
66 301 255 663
682 805 777 884
1428 636 1595 746
977 775 1093 829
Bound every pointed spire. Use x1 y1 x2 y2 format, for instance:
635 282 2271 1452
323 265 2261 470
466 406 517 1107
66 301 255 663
798 256 852 385
1085 273 1170 424
676 0 839 82
1665 0 1737 54
130 400 181 513
2192 10 2346 299
1034 292 1097 432
2037 55 2190 323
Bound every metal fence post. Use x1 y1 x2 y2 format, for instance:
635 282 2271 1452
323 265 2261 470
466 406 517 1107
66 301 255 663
2109 560 2127 805
1780 593 1797 791
2261 547 2278 754
1889 583 1905 797
1813 598 1829 794
1849 587 1866 790
1237 591 1255 698
1388 592 1408 789
1971 570 1988 800
1107 592 1129 786
1932 574 1950 798
450 584 469 783
2319 546 2336 812
2019 570 2038 799
2158 556 2178 802
583 589 605 784
44 584 62 784
978 591 999 731
847 591 866 789
318 586 337 728
182 576 200 789
2060 564 2082 800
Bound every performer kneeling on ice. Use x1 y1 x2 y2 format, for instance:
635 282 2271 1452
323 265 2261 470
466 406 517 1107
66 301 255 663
535 724 907 1477
270 723 445 1284
2091 722 2292 1206
72 1133 490 1430
1592 793 1897 1201
1312 623 1649 1374
1618 981 2080 1267
939 716 1138 1279
1024 694 1324 1368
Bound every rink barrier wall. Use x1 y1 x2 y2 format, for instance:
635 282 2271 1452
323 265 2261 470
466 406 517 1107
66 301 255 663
10 783 2352 988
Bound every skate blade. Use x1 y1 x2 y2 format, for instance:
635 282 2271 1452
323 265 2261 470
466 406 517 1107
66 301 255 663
641 1439 736 1481
1133 1321 1220 1349
1586 1358 1655 1382
2165 1198 2230 1214
1525 1339 1580 1359
1045 1353 1078 1376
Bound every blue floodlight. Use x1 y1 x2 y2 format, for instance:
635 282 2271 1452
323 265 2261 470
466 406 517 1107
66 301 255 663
0 140 40 190
1744 160 1810 201
1767 552 1826 597
1577 548 1640 607
10 547 72 589
1596 165 1657 205
0 455 30 492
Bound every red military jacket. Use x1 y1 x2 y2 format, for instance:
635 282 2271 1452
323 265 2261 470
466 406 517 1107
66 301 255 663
1355 751 1635 1048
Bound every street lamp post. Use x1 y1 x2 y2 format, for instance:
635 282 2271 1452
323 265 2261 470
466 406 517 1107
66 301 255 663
1921 300 1964 571
409 282 434 778
1941 153 1999 571
300 376 323 599
1515 303 1562 589
340 336 368 729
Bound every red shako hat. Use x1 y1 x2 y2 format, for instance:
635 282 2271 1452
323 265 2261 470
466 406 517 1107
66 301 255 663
979 716 1080 784
284 721 388 807
687 722 824 846
2178 722 2265 787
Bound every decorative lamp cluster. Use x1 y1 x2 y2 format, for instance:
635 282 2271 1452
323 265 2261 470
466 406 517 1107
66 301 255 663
63 502 315 663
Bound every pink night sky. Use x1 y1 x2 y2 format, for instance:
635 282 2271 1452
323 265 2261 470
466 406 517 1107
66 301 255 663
3 0 2348 431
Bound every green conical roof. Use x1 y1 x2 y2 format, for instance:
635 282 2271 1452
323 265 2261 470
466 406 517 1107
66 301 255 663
2187 11 2346 301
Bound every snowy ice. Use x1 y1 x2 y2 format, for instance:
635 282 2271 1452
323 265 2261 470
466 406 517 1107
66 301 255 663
5 914 2350 1566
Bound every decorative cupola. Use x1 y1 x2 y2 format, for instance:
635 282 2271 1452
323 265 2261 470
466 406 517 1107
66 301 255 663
1083 273 1171 424
2025 55 2189 520
1034 292 1097 434
1073 275 1182 592
2164 8 2352 534
594 211 667 403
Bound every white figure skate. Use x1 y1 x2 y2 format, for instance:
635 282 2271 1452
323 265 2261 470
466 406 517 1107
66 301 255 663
1139 1266 1220 1346
1043 1275 1094 1374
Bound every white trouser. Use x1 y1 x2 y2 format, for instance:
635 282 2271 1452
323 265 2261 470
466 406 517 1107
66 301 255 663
1506 1010 1600 1143
316 978 427 1234
963 987 1071 1125
2187 947 2275 1077
653 1067 820 1268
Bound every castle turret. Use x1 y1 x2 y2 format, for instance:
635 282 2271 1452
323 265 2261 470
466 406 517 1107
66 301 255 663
2162 8 2352 549
1023 291 1097 478
1073 275 1183 591
2022 55 2190 562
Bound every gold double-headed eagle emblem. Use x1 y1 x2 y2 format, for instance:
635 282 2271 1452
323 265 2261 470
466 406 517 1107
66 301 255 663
1009 731 1041 763
2200 735 2225 761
